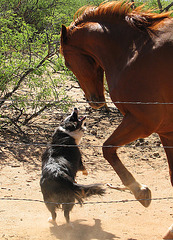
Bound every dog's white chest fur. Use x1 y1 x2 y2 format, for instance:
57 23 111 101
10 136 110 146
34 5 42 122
58 126 84 145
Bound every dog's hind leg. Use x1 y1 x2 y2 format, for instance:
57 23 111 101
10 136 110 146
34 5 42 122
63 203 74 224
64 209 70 223
48 211 57 224
46 203 57 224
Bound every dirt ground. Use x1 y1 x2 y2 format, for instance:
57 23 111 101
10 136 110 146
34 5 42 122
0 79 173 240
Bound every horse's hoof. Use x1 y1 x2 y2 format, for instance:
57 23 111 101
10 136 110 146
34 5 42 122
163 224 173 239
134 185 152 208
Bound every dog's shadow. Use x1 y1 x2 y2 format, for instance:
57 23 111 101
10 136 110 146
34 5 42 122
49 218 119 240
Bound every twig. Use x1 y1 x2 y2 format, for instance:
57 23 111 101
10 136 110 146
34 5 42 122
161 2 173 12
157 0 162 12
130 0 136 9
23 102 56 125
0 115 26 136
0 47 59 108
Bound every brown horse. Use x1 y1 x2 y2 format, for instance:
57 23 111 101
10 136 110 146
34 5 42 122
60 1 173 237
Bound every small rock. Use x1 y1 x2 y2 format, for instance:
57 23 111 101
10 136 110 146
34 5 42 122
91 129 97 135
153 152 160 158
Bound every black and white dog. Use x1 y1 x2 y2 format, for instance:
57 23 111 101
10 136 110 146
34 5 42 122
40 108 104 224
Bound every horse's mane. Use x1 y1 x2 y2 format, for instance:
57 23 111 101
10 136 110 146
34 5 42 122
72 1 171 35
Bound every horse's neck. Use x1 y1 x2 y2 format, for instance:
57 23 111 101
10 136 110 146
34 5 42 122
87 23 149 78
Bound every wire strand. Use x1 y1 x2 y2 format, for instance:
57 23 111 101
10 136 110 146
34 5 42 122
0 141 172 149
0 196 173 206
1 99 173 105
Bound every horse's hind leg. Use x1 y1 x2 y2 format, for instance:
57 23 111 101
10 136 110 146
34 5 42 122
103 113 152 207
159 133 173 239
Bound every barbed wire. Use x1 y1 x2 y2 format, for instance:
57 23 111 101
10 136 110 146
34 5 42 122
0 141 172 149
0 196 173 206
1 99 173 105
0 102 172 148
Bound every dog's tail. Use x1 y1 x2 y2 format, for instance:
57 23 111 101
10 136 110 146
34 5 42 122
73 183 105 205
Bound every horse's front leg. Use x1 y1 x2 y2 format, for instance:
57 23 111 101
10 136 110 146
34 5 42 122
103 113 152 207
159 133 173 239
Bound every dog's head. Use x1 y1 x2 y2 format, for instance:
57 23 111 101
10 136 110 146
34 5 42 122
59 108 86 145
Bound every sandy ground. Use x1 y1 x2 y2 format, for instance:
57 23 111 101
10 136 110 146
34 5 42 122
0 79 173 240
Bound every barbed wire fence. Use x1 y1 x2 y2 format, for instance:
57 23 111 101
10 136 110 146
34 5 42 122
1 99 173 206
1 3 173 231
1 196 173 206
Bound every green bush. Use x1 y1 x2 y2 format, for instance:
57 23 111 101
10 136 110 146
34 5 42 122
0 0 172 133
0 0 74 131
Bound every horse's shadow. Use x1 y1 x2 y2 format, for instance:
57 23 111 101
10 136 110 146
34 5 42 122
50 218 119 240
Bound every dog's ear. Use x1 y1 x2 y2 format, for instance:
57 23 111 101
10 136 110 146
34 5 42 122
61 25 68 44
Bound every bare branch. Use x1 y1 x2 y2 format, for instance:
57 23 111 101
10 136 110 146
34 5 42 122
23 102 56 125
157 0 162 11
0 115 27 136
0 68 34 107
0 47 59 107
130 0 136 9
161 2 173 12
